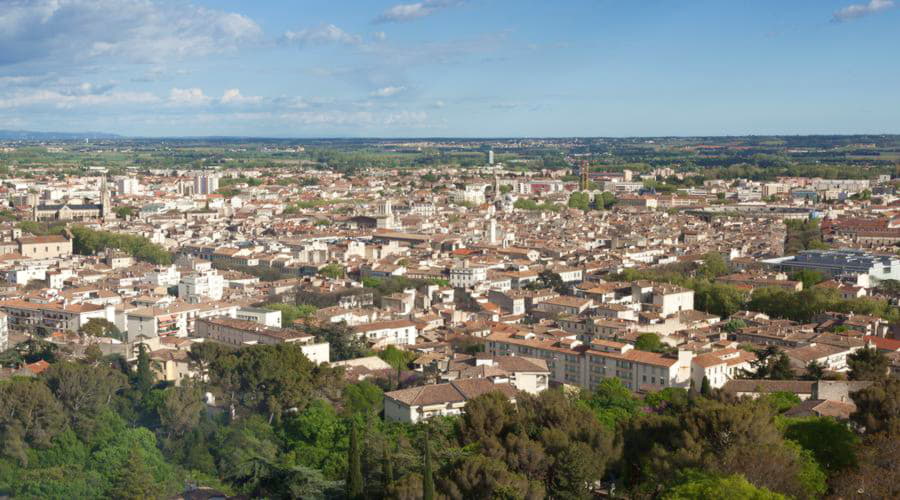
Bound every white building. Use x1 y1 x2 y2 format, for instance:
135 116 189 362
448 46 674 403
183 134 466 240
236 307 282 328
691 348 757 389
351 319 418 346
178 270 224 303
115 177 142 195
450 263 488 288
383 379 518 423
146 265 181 287
0 312 8 351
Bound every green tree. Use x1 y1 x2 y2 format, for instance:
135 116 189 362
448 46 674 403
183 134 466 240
423 431 435 500
635 333 666 353
342 381 384 416
663 472 786 500
789 269 825 290
567 191 590 211
847 347 889 380
780 416 858 473
697 252 729 278
347 421 364 499
107 448 160 500
320 263 346 280
77 318 123 341
580 378 642 429
850 377 900 435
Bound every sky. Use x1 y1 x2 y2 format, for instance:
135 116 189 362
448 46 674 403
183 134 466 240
0 0 898 137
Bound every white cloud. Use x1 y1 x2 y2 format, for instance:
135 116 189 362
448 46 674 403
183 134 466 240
0 0 263 67
832 0 895 21
283 24 362 45
169 88 210 106
370 86 407 97
374 0 463 23
0 89 159 109
280 110 427 127
221 88 262 105
373 31 387 41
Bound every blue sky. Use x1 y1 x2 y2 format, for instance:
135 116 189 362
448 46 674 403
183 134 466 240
0 0 898 137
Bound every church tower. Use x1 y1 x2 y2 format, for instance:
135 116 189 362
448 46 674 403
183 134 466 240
101 177 114 221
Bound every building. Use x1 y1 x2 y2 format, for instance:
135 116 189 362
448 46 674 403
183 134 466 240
16 235 73 259
690 348 756 389
383 379 518 423
442 354 550 394
0 299 112 333
486 324 693 391
194 174 220 195
763 249 900 281
237 307 282 328
32 178 114 222
196 317 329 363
450 263 487 288
351 319 418 347
178 270 225 303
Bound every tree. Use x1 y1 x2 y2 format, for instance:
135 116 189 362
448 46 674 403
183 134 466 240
789 269 825 290
77 318 123 341
780 416 858 473
423 431 435 500
308 322 369 362
700 376 712 397
567 191 590 211
663 472 786 500
134 343 155 396
41 362 127 433
158 381 205 439
581 377 642 429
847 347 889 380
347 421 364 499
342 381 383 416
107 448 160 500
635 333 666 353
320 263 346 280
850 377 900 435
723 318 746 334
697 252 729 278
0 378 66 464
803 361 825 380
383 445 394 488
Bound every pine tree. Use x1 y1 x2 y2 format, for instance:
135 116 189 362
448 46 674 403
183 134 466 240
135 343 154 395
423 430 435 500
109 449 158 500
347 421 364 499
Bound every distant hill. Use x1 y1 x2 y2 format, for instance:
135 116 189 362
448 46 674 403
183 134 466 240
0 130 122 140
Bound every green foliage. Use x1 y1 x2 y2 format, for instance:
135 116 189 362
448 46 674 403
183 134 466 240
761 391 802 413
71 226 172 265
663 471 787 499
319 263 346 279
789 269 825 290
779 416 858 473
305 321 370 362
422 432 435 500
849 377 900 435
77 318 124 341
342 381 384 416
784 219 827 254
579 378 642 429
723 318 747 333
847 347 889 381
378 345 417 371
567 191 591 210
696 251 729 278
265 302 317 326
513 198 561 212
347 421 364 499
635 333 666 353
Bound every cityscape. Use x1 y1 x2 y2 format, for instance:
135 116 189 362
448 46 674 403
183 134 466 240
1 1 900 500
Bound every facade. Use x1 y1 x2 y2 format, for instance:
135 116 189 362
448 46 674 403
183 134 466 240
486 325 693 391
178 270 225 303
16 235 73 259
0 312 7 351
450 264 487 288
196 317 330 363
194 174 220 195
690 348 756 389
236 307 282 328
0 299 111 333
352 319 418 347
383 379 518 423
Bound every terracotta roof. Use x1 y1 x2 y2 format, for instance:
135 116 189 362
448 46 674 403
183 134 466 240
384 379 517 407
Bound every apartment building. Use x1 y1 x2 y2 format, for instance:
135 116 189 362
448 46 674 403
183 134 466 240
351 319 418 347
196 317 329 364
0 299 112 333
486 324 692 391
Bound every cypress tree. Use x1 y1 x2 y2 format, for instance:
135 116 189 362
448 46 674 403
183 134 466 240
347 421 364 499
700 376 712 397
383 445 394 487
423 430 434 500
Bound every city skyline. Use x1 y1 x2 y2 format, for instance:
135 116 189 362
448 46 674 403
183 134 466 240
1 0 899 137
